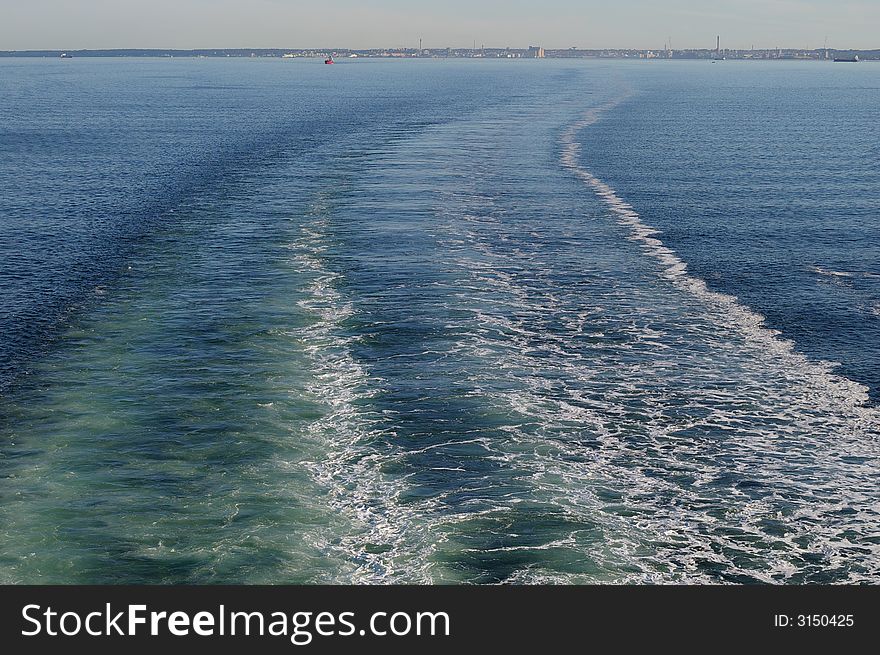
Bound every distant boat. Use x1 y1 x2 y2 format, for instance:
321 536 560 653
833 55 859 62
59 52 72 59
324 55 335 64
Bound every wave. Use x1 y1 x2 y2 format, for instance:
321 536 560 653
288 196 435 583
811 265 880 280
384 101 880 583
560 95 877 419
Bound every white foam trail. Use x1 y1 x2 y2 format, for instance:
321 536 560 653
561 95 876 418
414 98 880 582
288 203 434 584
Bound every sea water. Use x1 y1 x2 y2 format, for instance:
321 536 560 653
0 57 877 583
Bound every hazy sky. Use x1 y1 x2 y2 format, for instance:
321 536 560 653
1 0 878 50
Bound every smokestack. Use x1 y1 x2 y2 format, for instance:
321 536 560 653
716 35 720 54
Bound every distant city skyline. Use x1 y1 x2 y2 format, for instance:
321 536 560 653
1 0 879 51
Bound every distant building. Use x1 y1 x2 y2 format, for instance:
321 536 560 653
526 46 545 58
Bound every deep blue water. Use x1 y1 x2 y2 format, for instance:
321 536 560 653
0 58 878 583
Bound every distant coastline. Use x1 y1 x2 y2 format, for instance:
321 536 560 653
2 47 878 60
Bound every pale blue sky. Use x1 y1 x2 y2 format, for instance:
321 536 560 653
1 0 877 50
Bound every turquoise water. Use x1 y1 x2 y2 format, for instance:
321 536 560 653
0 58 878 583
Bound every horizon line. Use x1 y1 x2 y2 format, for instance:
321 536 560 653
3 45 879 53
